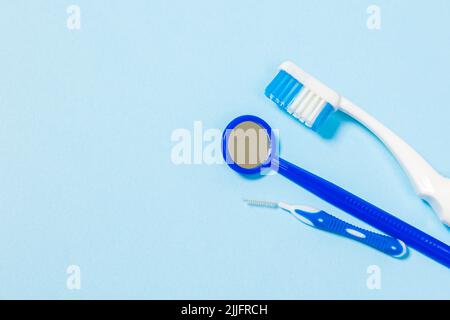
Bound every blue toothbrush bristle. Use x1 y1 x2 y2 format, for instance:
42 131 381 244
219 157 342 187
265 70 303 108
311 103 334 131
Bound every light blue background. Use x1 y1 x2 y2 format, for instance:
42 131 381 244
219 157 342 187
0 0 449 299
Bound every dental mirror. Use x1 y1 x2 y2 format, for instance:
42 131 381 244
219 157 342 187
222 115 276 175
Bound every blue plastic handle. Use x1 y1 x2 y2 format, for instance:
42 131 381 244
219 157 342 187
292 208 407 258
273 157 450 268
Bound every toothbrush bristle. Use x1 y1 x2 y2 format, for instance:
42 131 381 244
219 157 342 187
265 70 302 108
265 70 334 130
243 199 279 208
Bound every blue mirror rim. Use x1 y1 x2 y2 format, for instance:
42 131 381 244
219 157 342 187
221 115 276 175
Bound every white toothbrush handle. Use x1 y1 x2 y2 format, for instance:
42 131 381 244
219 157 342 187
339 97 450 226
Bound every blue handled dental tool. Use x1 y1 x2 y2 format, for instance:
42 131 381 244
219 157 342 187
222 115 450 268
244 199 408 258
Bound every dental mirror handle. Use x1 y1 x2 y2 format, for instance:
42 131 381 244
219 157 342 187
272 157 450 268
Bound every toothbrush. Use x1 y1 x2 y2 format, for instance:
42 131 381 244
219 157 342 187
265 61 450 226
244 199 408 258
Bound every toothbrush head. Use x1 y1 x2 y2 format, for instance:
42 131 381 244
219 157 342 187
265 61 339 131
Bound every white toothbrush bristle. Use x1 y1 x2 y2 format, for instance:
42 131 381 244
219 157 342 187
290 86 327 127
243 199 279 208
307 100 327 124
287 87 307 114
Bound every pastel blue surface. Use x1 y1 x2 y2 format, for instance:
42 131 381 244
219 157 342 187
0 0 449 299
